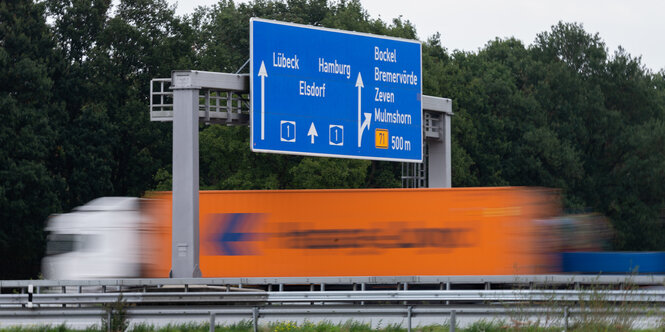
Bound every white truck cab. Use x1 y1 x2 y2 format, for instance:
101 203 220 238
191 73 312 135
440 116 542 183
41 197 143 279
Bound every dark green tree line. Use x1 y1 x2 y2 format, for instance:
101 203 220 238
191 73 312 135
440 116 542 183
0 0 65 278
1 0 665 278
422 22 665 249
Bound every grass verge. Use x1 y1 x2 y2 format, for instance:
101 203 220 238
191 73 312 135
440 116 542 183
2 319 665 332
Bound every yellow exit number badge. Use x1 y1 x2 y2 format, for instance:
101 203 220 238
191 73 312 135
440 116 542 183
375 129 389 149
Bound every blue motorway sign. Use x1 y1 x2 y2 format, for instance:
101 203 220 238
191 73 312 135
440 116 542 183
250 18 422 162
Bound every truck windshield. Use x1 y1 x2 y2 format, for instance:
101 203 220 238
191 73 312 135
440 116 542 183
45 234 76 256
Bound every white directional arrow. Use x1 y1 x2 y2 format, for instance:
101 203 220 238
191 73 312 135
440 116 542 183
356 73 371 147
361 112 371 135
307 123 318 144
258 61 268 140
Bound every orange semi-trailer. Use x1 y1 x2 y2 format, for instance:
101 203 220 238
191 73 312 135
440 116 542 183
140 187 560 278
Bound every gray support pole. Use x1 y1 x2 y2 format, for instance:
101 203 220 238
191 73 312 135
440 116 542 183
427 113 451 188
449 310 456 332
443 113 451 187
209 312 216 332
171 72 202 278
253 307 259 332
422 96 452 188
446 282 450 305
407 306 412 332
361 283 365 306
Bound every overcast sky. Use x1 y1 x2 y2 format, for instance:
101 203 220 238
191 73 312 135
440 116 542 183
169 0 665 72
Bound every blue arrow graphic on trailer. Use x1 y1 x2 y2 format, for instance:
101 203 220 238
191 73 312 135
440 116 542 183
212 213 262 256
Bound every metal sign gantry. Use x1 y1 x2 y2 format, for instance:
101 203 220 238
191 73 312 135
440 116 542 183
150 70 452 278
